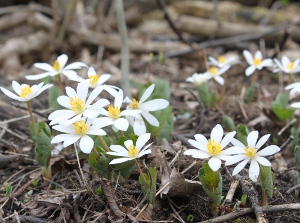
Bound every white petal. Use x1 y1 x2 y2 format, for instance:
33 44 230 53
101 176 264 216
0 88 21 101
208 157 222 172
140 84 155 103
87 128 106 136
249 159 260 182
243 50 254 65
194 134 208 145
63 135 81 147
114 118 129 131
273 58 285 72
114 90 124 108
64 114 82 126
88 67 96 76
77 82 89 102
256 134 270 149
218 65 230 75
57 54 68 69
225 155 247 166
184 149 202 156
220 131 236 149
136 133 151 150
110 145 129 155
255 156 271 166
110 157 134 165
34 62 54 72
52 124 75 134
133 119 147 136
12 81 21 95
138 149 151 158
232 159 249 176
141 111 159 127
254 51 262 60
208 56 218 66
256 145 280 156
124 140 133 149
282 55 290 66
221 146 245 155
261 59 273 68
291 102 300 108
210 124 223 143
214 76 224 85
231 138 245 148
51 134 72 144
25 72 52 80
62 70 79 79
140 99 169 111
65 87 77 98
188 139 207 151
79 135 94 154
57 96 71 109
86 86 104 106
245 66 256 76
190 150 211 159
247 131 258 148
64 62 87 70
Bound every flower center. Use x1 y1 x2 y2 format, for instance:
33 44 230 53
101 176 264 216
244 147 257 159
286 62 294 71
129 98 140 110
218 56 226 64
20 85 32 98
52 60 61 71
253 58 262 66
89 74 99 87
108 106 120 119
207 139 222 156
128 145 138 157
69 97 85 114
73 120 88 135
209 67 218 76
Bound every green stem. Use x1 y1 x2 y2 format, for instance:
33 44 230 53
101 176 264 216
261 189 268 206
220 73 227 99
42 166 52 180
119 130 125 137
135 159 147 184
57 74 64 95
92 147 101 159
26 101 38 136
97 136 110 152
289 73 295 84
250 70 257 86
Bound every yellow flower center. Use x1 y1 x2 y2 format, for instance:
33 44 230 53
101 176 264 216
129 98 140 110
253 58 262 66
89 74 99 87
218 56 226 64
73 120 88 135
108 106 120 119
207 139 222 156
286 62 294 71
69 97 85 114
209 67 218 76
128 145 138 157
52 60 61 71
20 85 33 98
244 147 257 159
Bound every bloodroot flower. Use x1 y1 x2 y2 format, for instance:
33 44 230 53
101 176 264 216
273 55 300 74
0 81 52 102
243 50 273 76
107 133 152 164
225 131 280 182
184 124 236 172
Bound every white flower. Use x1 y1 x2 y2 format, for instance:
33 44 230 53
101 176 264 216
204 65 230 85
225 131 280 182
100 89 141 131
183 124 236 172
243 50 273 76
186 73 209 86
26 54 87 80
285 82 300 95
0 81 52 102
208 54 239 68
273 56 300 74
51 117 113 154
123 84 169 136
48 82 109 126
107 133 152 164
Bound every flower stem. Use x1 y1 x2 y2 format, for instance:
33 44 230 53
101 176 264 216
250 70 257 86
134 159 147 184
57 74 64 95
42 166 52 180
119 130 125 137
26 101 38 136
220 73 227 99
261 189 268 206
92 147 101 159
288 73 295 84
97 136 110 152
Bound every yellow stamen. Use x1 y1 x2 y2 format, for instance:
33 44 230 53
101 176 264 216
218 56 226 64
73 120 88 135
20 85 32 98
207 139 222 156
129 98 140 110
69 97 85 114
209 67 218 76
89 74 99 87
253 58 262 66
286 62 295 71
52 60 61 71
244 147 256 159
128 145 138 157
108 106 120 119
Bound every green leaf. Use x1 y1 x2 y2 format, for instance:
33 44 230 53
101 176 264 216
187 215 194 222
196 84 215 108
35 123 52 168
236 124 249 146
294 146 300 169
139 167 157 205
95 186 103 195
294 172 300 198
291 127 300 147
111 160 136 181
89 147 111 179
4 182 12 197
259 165 274 198
271 92 295 121
198 162 222 206
243 85 256 104
49 86 63 110
241 194 247 205
222 115 235 132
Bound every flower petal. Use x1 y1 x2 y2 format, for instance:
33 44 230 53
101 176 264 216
25 72 52 80
114 118 129 131
247 131 258 148
65 86 77 98
249 159 260 182
86 86 104 106
225 155 247 166
243 50 254 65
78 135 93 154
110 145 129 155
133 119 146 136
87 128 106 136
63 134 81 147
214 76 224 85
64 62 87 70
51 134 72 144
256 145 280 156
194 134 208 145
230 138 245 148
210 124 223 143
12 81 21 95
124 140 133 149
77 82 89 102
208 157 221 172
256 134 270 149
140 84 155 103
57 95 71 109
0 88 21 101
254 51 262 60
87 67 96 76
140 99 169 111
34 63 54 72
188 139 207 151
138 149 151 158
221 146 245 155
57 54 68 69
255 156 271 166
232 159 249 176
136 133 151 151
141 111 159 127
220 131 236 149
110 157 134 165
245 66 256 76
